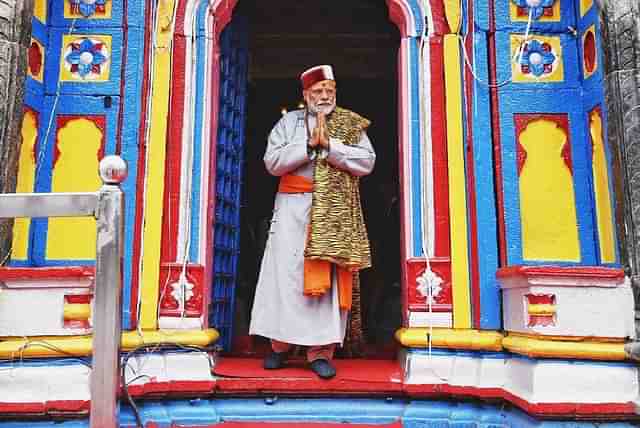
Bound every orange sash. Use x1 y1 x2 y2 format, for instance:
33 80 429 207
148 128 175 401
278 174 313 193
278 174 353 310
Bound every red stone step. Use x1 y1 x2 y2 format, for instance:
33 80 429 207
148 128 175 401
212 358 403 396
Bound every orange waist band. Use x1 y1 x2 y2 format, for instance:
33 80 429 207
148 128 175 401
279 174 313 193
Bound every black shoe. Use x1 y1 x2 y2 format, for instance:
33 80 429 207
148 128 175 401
263 351 288 370
310 358 336 379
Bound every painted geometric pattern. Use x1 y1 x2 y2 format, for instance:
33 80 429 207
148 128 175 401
60 36 111 82
510 0 559 21
159 265 204 317
511 35 563 82
525 293 556 327
66 0 111 19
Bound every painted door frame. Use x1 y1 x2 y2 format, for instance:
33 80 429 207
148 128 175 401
148 0 456 332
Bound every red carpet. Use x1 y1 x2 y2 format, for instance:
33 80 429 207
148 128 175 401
213 358 402 383
212 358 403 395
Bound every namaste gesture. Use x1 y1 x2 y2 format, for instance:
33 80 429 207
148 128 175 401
310 112 330 150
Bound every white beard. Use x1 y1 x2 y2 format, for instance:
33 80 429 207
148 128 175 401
307 101 335 115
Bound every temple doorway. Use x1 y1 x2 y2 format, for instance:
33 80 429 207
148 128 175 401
227 0 401 358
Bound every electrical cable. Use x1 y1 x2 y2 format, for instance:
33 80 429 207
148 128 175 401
0 18 78 267
121 342 214 428
15 339 92 368
459 6 534 88
415 0 533 383
0 340 91 383
417 0 451 384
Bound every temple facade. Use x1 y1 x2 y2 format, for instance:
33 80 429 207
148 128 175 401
0 0 637 426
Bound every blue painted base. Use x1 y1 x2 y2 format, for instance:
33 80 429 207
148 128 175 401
0 398 635 427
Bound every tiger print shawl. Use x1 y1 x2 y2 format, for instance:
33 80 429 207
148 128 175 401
304 106 372 271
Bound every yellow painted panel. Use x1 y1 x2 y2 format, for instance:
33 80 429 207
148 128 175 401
46 118 102 260
139 0 176 330
11 110 38 261
511 35 564 83
581 0 593 17
590 111 616 263
33 0 47 23
443 0 461 33
519 119 580 261
60 35 112 82
64 1 113 19
510 1 561 23
443 35 471 329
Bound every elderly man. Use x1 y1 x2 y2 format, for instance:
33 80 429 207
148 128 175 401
249 65 376 379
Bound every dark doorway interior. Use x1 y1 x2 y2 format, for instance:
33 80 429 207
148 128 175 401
231 0 401 357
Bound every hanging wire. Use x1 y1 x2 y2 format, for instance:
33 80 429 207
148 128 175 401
151 0 194 330
37 18 79 182
121 342 213 428
150 0 180 335
0 18 79 267
176 4 201 323
415 0 533 383
459 6 535 88
417 0 451 383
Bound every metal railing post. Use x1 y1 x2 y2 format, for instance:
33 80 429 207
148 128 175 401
90 156 127 428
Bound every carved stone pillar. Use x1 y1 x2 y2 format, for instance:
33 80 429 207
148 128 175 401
601 0 640 329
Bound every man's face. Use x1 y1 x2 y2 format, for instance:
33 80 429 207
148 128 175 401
303 80 336 115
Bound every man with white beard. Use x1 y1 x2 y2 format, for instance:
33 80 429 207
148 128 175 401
249 65 376 379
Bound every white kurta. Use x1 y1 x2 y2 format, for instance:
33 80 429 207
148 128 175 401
249 109 376 346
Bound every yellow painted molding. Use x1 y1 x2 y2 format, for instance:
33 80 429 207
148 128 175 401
443 34 472 329
0 329 219 359
503 334 628 361
395 328 504 352
63 303 91 321
443 0 461 33
526 303 556 316
507 332 626 343
139 0 176 329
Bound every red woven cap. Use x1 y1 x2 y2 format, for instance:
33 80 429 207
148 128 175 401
300 65 335 90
